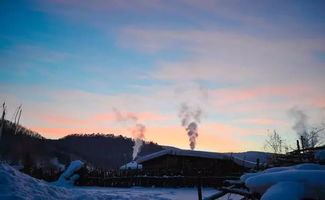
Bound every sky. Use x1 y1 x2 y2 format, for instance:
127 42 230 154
1 0 325 152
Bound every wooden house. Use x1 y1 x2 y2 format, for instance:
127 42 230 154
136 149 257 176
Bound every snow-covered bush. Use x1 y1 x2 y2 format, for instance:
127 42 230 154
52 160 84 187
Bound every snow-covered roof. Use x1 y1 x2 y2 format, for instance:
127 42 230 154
136 149 257 168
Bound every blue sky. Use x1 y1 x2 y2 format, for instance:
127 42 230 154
1 0 325 152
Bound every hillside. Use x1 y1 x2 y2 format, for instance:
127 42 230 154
0 121 163 170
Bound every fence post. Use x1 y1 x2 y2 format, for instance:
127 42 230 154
197 173 202 200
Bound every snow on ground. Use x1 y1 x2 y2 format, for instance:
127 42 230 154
0 163 242 200
241 163 325 200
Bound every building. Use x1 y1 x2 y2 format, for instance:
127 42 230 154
135 148 258 176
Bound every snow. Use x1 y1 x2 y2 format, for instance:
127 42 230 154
52 160 84 187
241 163 325 200
120 161 143 170
261 182 304 200
0 163 242 200
137 148 258 168
315 150 325 162
227 151 271 164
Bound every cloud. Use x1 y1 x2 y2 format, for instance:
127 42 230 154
40 115 92 126
93 111 166 121
119 28 325 85
234 118 279 125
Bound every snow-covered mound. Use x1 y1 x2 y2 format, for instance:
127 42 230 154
53 160 84 187
0 164 77 199
241 163 325 200
120 161 143 170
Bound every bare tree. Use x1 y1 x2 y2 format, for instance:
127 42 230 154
0 102 6 141
264 130 284 154
301 126 325 148
13 105 22 135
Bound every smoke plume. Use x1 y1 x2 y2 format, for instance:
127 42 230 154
132 124 145 159
50 157 66 171
113 108 145 160
178 103 202 150
288 107 308 137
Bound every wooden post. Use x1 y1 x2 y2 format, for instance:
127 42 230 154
256 158 260 170
197 173 202 200
296 140 300 153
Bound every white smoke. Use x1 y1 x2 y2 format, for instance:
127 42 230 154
131 124 145 159
288 107 308 137
178 103 202 150
50 157 65 171
113 108 145 160
288 107 313 148
176 84 208 150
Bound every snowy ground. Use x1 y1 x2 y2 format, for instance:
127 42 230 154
68 187 242 200
0 163 242 200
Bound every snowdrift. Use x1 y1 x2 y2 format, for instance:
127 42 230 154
53 160 84 187
241 163 325 200
0 164 74 200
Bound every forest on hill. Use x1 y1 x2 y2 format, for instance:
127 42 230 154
0 120 163 171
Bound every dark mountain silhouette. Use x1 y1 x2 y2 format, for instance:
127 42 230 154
0 120 163 170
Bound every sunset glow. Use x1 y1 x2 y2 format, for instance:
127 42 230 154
1 0 324 152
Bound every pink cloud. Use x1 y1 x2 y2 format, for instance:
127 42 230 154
204 122 264 136
212 85 310 105
40 115 91 126
93 113 116 121
234 118 279 125
93 111 166 121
